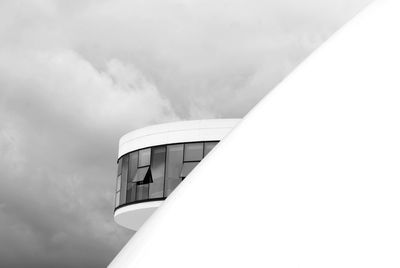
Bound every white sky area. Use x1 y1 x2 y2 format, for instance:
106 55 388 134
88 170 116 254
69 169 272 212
0 0 371 267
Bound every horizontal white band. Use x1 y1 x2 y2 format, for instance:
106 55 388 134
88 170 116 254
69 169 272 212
118 119 240 159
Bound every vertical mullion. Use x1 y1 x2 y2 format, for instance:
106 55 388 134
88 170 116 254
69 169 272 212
163 146 168 198
148 148 153 198
183 143 186 163
182 143 186 182
120 154 129 206
162 145 167 198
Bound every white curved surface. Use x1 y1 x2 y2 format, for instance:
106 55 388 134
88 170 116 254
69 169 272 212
118 119 239 158
110 1 400 267
114 201 162 231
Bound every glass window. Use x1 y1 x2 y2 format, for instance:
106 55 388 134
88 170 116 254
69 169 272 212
120 155 129 206
116 175 121 192
115 141 219 203
115 191 120 207
204 141 218 156
136 184 149 201
128 151 138 182
149 146 166 199
117 159 122 176
180 162 199 178
132 166 151 183
126 182 136 203
138 148 151 167
184 143 203 161
165 144 184 196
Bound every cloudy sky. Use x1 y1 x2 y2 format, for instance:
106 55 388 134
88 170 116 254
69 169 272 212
0 0 371 267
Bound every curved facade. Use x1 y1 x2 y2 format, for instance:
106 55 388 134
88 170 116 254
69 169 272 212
114 119 239 230
115 140 219 208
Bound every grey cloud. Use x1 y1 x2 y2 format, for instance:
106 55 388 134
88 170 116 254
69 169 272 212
61 0 372 118
0 0 371 267
0 40 177 267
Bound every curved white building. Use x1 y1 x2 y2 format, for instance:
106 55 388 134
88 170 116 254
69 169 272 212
114 119 239 230
110 1 400 267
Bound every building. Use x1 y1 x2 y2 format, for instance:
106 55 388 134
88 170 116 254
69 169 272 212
114 119 240 230
109 1 400 267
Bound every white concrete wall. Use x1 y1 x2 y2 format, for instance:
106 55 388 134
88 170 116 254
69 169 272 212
118 119 240 158
110 1 400 267
114 201 163 231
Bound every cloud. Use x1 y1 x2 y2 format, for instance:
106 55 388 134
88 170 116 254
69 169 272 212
60 0 371 118
0 0 371 267
0 45 177 267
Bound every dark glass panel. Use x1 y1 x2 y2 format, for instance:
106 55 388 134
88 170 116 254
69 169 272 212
126 182 137 203
116 175 121 192
117 159 122 176
204 141 218 157
120 155 129 205
128 151 138 182
136 183 149 201
180 162 199 178
149 146 166 199
132 166 151 183
138 148 151 167
184 143 203 161
115 191 120 207
165 144 184 196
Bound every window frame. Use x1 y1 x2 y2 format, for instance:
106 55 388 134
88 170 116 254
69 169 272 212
114 140 219 210
180 161 200 179
132 166 152 183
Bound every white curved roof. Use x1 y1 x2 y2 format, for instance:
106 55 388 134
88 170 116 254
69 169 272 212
118 119 240 158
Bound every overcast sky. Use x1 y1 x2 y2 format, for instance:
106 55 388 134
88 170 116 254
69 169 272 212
0 0 371 267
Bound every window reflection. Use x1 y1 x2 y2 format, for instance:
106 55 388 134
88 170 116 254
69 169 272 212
117 160 122 176
115 191 120 207
115 141 220 208
116 175 121 192
149 146 166 198
184 143 203 161
138 148 151 167
126 182 136 203
165 144 184 196
204 141 218 156
115 173 121 207
128 151 138 182
136 184 149 201
120 155 129 206
180 162 199 179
